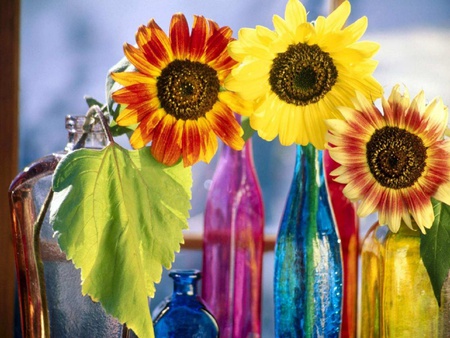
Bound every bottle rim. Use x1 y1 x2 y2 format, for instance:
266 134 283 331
169 269 201 279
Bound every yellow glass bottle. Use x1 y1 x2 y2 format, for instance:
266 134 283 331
360 222 447 337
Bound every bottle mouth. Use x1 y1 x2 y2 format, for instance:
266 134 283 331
65 115 104 133
169 269 201 279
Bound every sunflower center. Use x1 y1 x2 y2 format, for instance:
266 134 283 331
269 43 338 106
157 59 220 120
366 126 427 189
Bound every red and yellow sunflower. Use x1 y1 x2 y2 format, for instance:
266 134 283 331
327 85 450 233
111 14 250 166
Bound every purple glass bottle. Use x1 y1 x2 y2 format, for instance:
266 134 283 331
202 137 264 338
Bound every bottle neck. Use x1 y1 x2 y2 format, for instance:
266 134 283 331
295 144 322 179
170 270 201 298
218 113 253 161
65 115 107 152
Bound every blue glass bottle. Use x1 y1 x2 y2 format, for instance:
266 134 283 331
273 144 343 337
152 269 219 338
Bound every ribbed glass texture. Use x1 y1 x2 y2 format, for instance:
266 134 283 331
361 223 450 337
9 115 122 337
273 144 342 337
202 138 264 338
152 270 219 338
324 150 359 338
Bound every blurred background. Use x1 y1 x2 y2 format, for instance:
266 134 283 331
15 0 450 336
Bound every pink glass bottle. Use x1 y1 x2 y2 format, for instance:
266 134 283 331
324 149 359 338
202 137 264 338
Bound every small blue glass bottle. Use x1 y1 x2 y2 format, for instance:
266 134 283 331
152 269 219 338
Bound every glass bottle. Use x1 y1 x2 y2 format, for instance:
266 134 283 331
360 222 450 337
9 115 123 337
202 137 264 338
324 149 359 338
151 269 219 337
273 144 343 337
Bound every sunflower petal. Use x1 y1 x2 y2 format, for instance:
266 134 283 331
218 91 254 117
111 71 156 86
190 15 208 61
206 101 244 150
150 114 181 166
123 43 160 77
285 0 307 31
170 14 190 59
180 120 201 166
128 108 166 148
324 0 351 31
205 26 233 63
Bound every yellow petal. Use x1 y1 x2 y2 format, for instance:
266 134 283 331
285 0 307 31
324 0 351 31
218 91 254 117
278 103 297 146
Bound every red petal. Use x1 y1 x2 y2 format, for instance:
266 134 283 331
206 18 219 38
123 43 158 76
206 102 244 150
128 109 166 148
190 16 208 61
145 19 173 67
181 120 202 166
129 124 154 149
135 25 152 54
151 115 182 166
116 99 159 125
205 26 233 63
170 14 190 59
112 84 153 105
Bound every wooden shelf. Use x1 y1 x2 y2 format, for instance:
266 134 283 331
182 233 277 252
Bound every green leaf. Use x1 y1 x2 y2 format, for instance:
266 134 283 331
241 115 255 141
421 199 450 305
49 144 192 338
84 96 105 110
109 119 137 138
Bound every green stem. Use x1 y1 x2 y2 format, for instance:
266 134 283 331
33 188 54 338
303 144 320 336
31 106 108 337
93 105 115 144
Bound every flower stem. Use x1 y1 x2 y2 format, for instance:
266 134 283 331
33 188 54 338
93 105 115 144
303 144 320 336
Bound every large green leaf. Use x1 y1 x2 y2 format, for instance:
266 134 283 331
421 199 450 305
49 144 192 338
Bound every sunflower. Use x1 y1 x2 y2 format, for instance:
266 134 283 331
327 85 450 233
111 14 250 167
225 0 383 149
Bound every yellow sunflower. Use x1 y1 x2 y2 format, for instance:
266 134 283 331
111 14 250 167
225 0 383 149
327 85 450 233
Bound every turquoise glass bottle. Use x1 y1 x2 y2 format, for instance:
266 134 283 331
273 144 343 337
